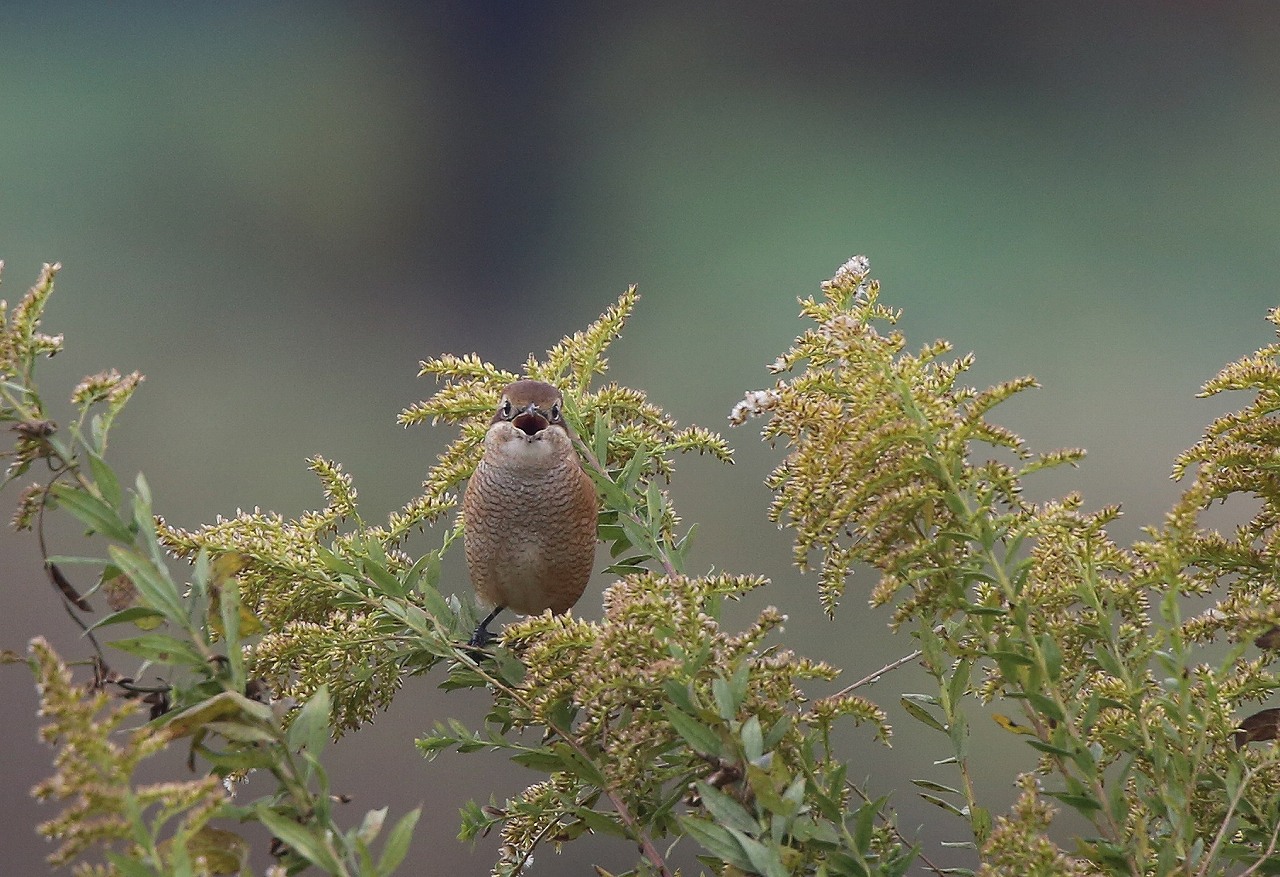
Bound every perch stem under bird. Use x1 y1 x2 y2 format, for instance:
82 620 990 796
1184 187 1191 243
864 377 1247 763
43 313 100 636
462 379 599 648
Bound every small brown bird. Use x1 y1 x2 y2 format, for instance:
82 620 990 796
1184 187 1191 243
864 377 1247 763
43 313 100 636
462 379 598 646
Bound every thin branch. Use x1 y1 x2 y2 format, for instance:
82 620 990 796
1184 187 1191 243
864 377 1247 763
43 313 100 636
1238 815 1280 877
830 647 922 699
1200 764 1258 877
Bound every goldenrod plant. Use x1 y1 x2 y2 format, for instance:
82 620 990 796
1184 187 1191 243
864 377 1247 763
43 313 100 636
5 255 1279 876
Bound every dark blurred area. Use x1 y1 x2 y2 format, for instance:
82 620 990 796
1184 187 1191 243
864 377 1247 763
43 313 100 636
3 3 1279 873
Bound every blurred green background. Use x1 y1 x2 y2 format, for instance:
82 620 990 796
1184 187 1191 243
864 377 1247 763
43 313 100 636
4 3 1279 873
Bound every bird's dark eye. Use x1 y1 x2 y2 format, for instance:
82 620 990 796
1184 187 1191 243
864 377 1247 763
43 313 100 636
549 403 561 422
499 399 513 418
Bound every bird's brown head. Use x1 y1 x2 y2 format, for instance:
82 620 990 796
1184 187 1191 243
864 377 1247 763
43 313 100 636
482 379 576 465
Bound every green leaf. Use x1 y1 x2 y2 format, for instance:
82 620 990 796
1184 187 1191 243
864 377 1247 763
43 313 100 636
51 482 136 543
746 763 788 816
644 480 665 525
604 560 649 576
678 816 753 871
413 585 453 631
256 806 344 873
134 471 152 507
853 796 886 853
990 648 1034 667
782 773 805 810
1095 646 1123 678
510 749 564 772
376 807 420 876
1107 756 1134 825
85 605 168 633
215 569 245 688
1040 634 1063 682
201 720 279 745
918 793 966 818
109 633 206 667
87 450 123 511
1071 741 1100 774
672 523 698 565
105 851 161 877
592 413 610 471
712 676 737 721
288 686 332 757
970 805 992 844
694 782 759 834
597 523 628 546
665 705 724 757
157 691 275 741
911 779 962 795
726 827 789 877
900 695 947 734
1046 791 1102 813
1026 739 1076 757
729 660 750 707
131 477 165 563
1025 692 1065 724
617 449 648 493
763 715 791 750
824 850 871 877
619 515 655 560
574 807 628 839
362 556 404 596
315 546 359 578
741 715 764 763
662 679 697 714
107 545 187 628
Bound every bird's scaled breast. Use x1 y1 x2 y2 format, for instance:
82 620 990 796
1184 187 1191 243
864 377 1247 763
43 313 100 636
463 452 598 614
468 456 588 542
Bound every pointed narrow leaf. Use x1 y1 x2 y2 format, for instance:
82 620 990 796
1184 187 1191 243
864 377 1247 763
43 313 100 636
51 483 135 543
741 715 764 763
1025 692 1065 724
288 687 332 757
575 807 627 839
900 696 947 733
662 679 697 714
726 828 788 877
109 633 206 667
107 545 186 627
376 807 420 875
1046 791 1103 813
712 677 737 721
677 816 753 871
694 782 759 834
85 606 168 633
104 852 160 877
911 779 962 795
919 792 967 818
363 557 403 596
256 806 343 873
87 451 123 511
665 706 724 757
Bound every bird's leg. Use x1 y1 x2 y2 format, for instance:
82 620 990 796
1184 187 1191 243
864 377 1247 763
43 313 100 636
468 605 505 649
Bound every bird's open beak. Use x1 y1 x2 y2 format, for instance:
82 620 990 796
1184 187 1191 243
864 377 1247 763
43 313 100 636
512 405 549 437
